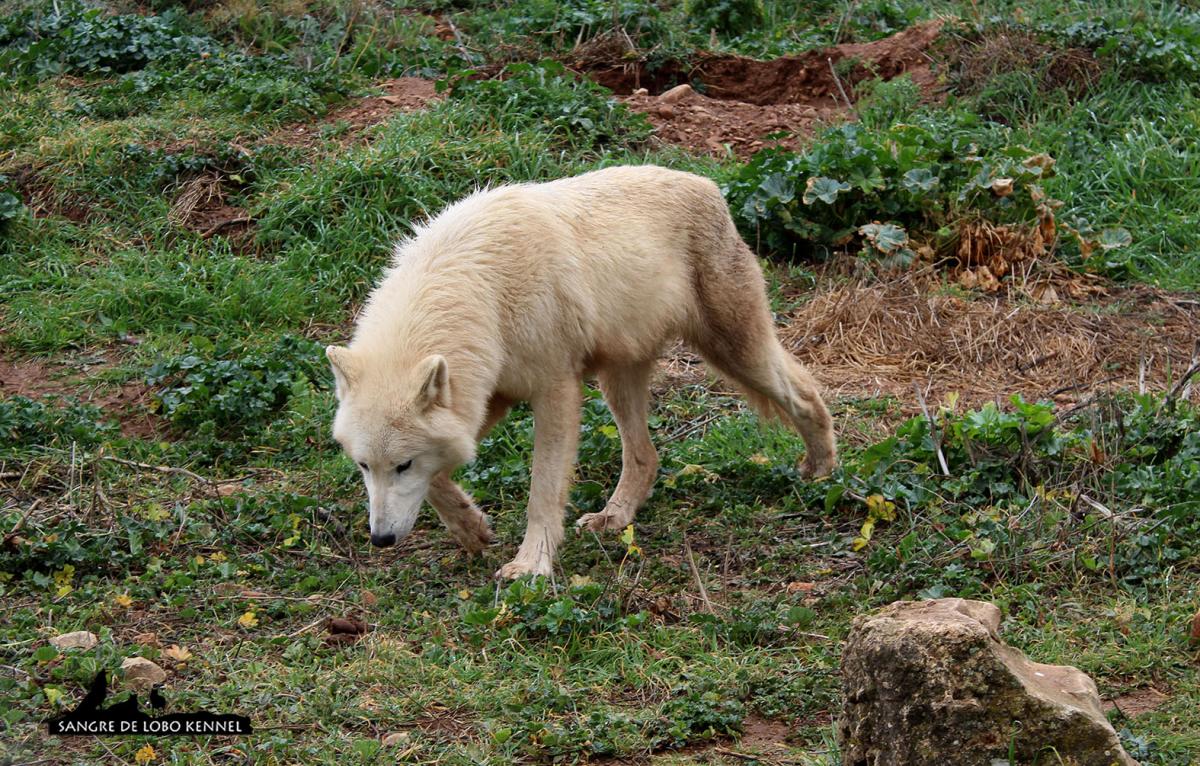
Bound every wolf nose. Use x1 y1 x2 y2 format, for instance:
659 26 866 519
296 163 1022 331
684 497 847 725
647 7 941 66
370 532 396 548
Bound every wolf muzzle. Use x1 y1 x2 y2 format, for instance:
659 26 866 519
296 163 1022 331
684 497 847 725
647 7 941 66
369 532 397 548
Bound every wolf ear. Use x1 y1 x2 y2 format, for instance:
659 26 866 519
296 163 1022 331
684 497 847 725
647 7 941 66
416 354 450 410
325 346 357 399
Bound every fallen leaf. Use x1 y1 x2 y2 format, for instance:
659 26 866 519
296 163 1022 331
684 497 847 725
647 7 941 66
163 645 192 663
135 744 157 764
361 590 378 608
133 632 159 647
237 611 259 629
786 582 816 594
113 593 133 609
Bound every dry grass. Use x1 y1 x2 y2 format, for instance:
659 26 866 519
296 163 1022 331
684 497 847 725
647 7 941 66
655 270 1199 414
782 271 1199 408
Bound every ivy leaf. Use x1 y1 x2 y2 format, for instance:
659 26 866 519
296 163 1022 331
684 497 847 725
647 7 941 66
901 168 939 193
1099 227 1132 250
859 222 909 254
802 176 851 205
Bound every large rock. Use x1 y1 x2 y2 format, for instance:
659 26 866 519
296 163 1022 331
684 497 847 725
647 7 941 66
839 598 1138 766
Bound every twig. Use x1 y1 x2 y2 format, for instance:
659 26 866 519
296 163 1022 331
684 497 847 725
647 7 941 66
683 537 713 614
100 456 217 488
1165 342 1200 411
2 499 42 547
828 57 853 109
445 16 473 63
284 617 328 639
913 382 949 475
199 216 252 239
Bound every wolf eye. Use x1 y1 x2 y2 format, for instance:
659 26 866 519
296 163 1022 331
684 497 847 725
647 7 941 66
395 460 412 474
358 462 368 472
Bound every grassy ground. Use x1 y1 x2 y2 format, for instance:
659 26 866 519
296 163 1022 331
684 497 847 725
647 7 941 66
2 1 1199 764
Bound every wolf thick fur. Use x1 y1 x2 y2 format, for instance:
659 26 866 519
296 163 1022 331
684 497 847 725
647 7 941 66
327 165 836 578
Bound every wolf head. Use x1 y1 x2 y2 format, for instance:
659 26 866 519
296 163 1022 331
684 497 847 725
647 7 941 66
326 346 474 548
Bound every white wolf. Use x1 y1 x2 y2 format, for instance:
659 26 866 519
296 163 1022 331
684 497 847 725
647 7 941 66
326 165 836 579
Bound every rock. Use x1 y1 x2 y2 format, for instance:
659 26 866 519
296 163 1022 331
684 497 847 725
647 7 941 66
838 598 1138 766
50 631 98 651
381 731 409 747
658 84 694 104
632 87 649 97
655 104 675 118
120 657 167 691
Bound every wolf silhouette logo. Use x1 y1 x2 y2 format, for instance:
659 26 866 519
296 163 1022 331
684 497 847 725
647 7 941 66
47 671 252 736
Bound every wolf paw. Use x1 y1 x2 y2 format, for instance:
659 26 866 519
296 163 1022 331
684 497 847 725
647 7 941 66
800 454 837 479
495 556 552 580
447 516 494 554
575 509 633 532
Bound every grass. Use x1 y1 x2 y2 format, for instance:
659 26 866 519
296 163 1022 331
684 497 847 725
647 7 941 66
2 0 1199 764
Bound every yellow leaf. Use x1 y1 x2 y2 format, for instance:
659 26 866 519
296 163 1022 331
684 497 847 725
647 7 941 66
457 589 472 600
568 574 592 588
44 687 63 706
749 454 770 465
193 555 206 566
135 744 157 764
55 584 72 598
208 552 227 562
851 536 870 552
237 611 258 629
619 525 635 547
113 593 133 609
164 645 192 662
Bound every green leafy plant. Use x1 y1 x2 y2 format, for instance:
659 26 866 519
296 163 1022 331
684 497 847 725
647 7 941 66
0 396 118 450
0 174 23 230
0 4 215 78
460 576 647 644
685 0 766 39
145 335 326 433
447 60 651 150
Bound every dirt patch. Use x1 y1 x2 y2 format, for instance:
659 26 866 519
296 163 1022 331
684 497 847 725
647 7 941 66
735 714 793 752
0 354 163 440
656 270 1200 414
1103 687 1170 718
8 166 93 223
580 22 944 157
264 77 440 149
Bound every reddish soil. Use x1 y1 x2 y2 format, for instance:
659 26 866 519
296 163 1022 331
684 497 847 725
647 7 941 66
0 354 163 440
580 22 944 157
265 77 441 148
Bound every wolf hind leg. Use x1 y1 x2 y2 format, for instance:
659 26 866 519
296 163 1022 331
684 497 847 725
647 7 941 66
691 244 836 477
577 360 658 532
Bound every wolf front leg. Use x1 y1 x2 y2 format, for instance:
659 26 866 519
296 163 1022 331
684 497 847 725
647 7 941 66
496 379 582 579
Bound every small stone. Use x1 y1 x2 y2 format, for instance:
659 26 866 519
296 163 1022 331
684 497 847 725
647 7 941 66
655 104 675 118
50 631 98 651
632 87 649 96
381 731 409 747
121 657 167 691
658 84 694 104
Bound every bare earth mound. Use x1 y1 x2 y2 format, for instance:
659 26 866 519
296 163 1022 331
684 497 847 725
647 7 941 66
581 22 944 157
